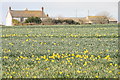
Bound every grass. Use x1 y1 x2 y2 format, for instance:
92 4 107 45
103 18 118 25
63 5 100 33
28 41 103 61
1 24 119 78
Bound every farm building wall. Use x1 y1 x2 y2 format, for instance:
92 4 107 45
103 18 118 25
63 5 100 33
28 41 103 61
109 21 117 24
6 12 12 26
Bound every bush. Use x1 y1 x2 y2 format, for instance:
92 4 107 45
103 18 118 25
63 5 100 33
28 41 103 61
12 19 20 25
24 17 42 24
42 18 54 25
52 19 64 24
63 19 80 25
52 19 80 25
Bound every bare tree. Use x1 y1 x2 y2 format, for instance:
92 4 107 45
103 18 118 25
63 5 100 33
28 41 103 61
96 11 112 18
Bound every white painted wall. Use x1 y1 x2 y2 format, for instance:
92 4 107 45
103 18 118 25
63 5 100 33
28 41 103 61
13 18 20 22
6 11 12 26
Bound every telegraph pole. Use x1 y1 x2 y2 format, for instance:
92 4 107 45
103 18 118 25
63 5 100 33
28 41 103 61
76 9 77 18
41 7 44 21
88 10 89 16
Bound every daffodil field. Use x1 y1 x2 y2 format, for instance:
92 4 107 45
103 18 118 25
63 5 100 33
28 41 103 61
1 24 119 78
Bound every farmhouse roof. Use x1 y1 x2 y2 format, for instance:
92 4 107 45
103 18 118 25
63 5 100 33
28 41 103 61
9 10 48 18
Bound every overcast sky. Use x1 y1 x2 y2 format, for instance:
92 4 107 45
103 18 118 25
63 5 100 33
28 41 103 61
0 0 119 25
0 0 119 2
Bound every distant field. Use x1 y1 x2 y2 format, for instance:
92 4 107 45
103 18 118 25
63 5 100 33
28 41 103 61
1 24 119 78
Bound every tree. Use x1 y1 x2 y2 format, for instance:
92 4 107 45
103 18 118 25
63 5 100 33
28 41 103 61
24 17 42 24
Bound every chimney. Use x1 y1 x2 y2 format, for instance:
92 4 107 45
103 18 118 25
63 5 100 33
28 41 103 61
9 7 11 11
42 7 44 12
25 8 28 11
41 7 44 20
47 14 49 17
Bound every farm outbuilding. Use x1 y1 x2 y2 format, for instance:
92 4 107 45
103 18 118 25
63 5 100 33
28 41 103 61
86 16 109 24
85 16 117 24
108 18 117 24
79 17 93 24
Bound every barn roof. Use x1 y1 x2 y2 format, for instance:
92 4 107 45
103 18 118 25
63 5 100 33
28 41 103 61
10 9 48 18
88 16 106 18
87 16 107 20
108 17 117 21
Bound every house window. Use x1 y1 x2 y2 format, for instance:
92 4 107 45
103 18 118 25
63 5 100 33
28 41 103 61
20 17 24 22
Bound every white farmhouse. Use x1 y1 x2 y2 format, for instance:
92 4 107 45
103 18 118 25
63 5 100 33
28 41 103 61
6 7 48 26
